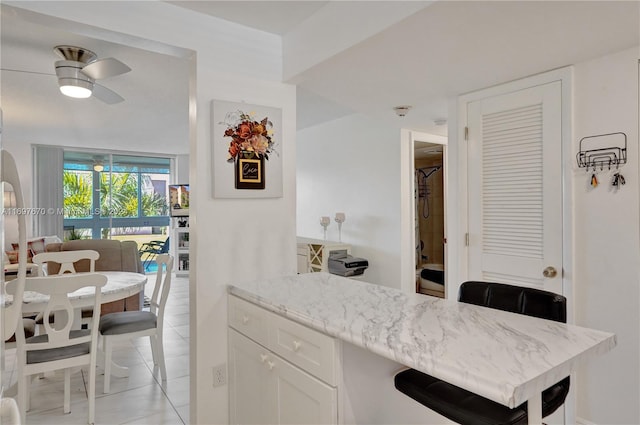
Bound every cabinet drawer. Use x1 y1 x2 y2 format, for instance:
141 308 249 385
268 314 337 386
228 296 268 345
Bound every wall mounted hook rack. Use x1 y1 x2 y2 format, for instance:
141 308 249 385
576 132 627 171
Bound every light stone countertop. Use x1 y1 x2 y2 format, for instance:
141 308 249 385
229 272 616 408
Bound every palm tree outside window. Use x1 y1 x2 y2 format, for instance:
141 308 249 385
63 151 171 246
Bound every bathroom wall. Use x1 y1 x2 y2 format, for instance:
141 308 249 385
415 156 444 267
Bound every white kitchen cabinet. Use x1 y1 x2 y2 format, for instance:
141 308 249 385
229 329 337 425
228 295 339 425
228 329 273 425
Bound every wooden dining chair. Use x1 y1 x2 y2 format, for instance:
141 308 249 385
32 250 99 276
99 254 173 393
32 250 100 331
6 273 107 425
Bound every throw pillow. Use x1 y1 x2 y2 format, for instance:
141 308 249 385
11 243 35 263
28 238 46 255
5 250 19 264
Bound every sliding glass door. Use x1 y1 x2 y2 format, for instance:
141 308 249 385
63 151 171 243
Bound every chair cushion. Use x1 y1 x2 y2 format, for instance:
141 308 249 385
99 311 157 335
394 369 570 425
25 330 91 364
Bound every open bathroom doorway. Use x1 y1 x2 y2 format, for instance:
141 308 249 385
413 133 447 298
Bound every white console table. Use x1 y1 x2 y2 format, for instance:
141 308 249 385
296 237 350 274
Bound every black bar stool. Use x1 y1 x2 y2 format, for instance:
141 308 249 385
394 281 571 425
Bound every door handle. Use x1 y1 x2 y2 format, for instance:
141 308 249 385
543 266 558 278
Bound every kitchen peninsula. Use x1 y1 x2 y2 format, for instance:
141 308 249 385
228 273 616 424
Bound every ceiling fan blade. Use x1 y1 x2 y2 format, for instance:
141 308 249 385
82 57 131 80
92 83 124 104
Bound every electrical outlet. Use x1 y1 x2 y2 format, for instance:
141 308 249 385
212 364 227 387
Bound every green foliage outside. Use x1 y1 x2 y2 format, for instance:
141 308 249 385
64 170 93 218
64 170 168 223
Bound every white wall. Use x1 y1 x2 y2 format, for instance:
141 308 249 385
4 3 296 424
572 47 639 424
296 114 402 288
175 154 190 184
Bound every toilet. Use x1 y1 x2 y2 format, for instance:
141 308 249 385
417 263 445 297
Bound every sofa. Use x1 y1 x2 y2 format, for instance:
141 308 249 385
45 239 144 315
3 235 62 279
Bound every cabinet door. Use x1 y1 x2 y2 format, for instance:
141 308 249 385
230 328 338 425
229 329 271 424
271 353 338 425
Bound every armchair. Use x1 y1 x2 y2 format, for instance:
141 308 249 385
139 238 169 272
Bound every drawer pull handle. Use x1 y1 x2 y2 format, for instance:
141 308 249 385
242 315 250 324
267 361 275 371
293 340 302 352
260 354 268 363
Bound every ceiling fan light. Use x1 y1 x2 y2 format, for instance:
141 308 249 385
60 83 92 99
55 60 94 99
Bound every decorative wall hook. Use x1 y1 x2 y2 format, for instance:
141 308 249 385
577 132 627 171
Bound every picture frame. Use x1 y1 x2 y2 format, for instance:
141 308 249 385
211 99 283 198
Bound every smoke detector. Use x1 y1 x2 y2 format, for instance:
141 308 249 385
434 118 447 126
393 105 412 117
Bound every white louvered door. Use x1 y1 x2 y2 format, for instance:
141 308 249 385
467 81 563 294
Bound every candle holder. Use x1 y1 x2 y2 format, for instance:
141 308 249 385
334 212 346 242
320 216 330 240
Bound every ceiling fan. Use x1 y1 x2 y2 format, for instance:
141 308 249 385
53 45 131 104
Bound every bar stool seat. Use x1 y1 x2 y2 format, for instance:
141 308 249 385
394 281 570 425
395 369 570 425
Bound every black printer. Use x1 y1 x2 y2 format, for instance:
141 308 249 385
328 250 368 277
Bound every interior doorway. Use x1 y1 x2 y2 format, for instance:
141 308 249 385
412 133 447 298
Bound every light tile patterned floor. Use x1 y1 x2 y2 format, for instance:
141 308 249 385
2 274 190 425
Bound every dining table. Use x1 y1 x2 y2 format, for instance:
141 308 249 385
7 271 148 315
2 270 148 382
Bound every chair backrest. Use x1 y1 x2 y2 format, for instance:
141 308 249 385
458 281 566 323
159 238 170 253
32 250 99 275
149 254 174 325
6 273 107 350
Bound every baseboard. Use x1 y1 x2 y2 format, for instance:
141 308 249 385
576 416 597 425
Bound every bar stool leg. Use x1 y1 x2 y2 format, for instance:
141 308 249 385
527 393 542 425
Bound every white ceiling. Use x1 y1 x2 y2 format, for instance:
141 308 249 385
1 6 190 154
167 1 329 35
1 1 638 155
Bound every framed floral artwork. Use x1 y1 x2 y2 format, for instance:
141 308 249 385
211 100 283 198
